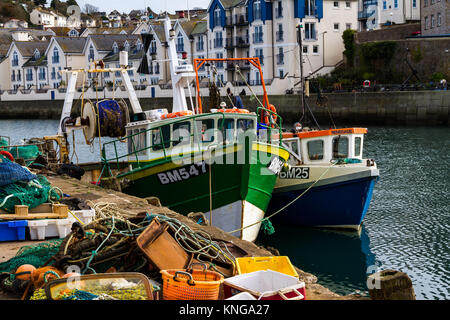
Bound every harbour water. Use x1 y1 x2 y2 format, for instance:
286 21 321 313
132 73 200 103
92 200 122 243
1 120 449 300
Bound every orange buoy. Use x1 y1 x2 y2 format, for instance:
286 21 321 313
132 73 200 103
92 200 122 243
15 264 36 281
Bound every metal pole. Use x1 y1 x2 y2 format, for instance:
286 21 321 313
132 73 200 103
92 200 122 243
297 24 305 118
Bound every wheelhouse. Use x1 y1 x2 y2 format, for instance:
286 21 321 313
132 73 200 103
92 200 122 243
279 128 367 166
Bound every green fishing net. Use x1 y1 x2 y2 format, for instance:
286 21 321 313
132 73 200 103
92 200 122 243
0 175 61 213
0 138 8 148
0 239 63 273
7 145 41 161
261 219 275 235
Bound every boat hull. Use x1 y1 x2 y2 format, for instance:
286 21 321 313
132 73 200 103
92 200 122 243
268 165 379 230
117 143 288 242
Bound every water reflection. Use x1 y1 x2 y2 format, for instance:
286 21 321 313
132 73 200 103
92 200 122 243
257 224 377 296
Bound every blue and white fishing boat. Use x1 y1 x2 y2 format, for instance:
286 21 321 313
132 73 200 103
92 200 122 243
267 127 379 230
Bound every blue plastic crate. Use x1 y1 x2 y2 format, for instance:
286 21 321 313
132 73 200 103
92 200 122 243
0 220 28 242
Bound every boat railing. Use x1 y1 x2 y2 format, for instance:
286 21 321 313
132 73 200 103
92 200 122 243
256 106 283 147
101 113 229 176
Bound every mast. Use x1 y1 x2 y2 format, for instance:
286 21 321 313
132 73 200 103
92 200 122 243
162 15 196 113
296 24 305 118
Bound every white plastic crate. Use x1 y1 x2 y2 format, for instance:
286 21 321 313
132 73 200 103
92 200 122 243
27 209 95 240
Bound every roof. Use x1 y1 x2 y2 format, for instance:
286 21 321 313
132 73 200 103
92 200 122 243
53 37 87 53
150 23 168 43
83 27 134 35
89 34 140 52
13 40 50 58
46 27 80 36
177 19 201 37
102 45 144 63
190 21 207 35
23 54 47 68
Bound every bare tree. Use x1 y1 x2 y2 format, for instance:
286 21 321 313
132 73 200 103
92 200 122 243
83 3 99 14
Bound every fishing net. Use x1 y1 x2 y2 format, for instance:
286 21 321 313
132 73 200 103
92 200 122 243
261 219 275 236
0 160 36 187
7 145 41 160
0 239 63 273
0 138 8 148
0 175 61 213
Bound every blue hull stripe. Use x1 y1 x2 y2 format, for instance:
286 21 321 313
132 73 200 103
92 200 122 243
268 176 377 227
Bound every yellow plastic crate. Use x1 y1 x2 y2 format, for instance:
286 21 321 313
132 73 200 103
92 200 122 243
236 256 299 279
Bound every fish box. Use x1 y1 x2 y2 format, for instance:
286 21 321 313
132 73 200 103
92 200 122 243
0 220 27 242
68 209 95 225
235 256 299 279
223 270 306 300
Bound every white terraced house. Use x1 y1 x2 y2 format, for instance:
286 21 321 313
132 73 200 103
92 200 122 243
6 41 50 90
357 0 420 31
203 0 358 90
30 7 68 28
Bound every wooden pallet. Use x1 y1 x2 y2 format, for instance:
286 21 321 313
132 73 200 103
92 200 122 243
0 203 68 220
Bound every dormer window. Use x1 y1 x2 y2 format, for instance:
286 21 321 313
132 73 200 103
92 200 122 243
12 51 19 66
89 45 95 61
176 32 184 52
214 6 221 27
253 0 262 20
112 42 119 54
34 49 40 60
124 41 130 52
52 47 59 64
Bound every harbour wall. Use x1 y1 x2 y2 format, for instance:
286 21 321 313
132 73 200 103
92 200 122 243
0 91 448 126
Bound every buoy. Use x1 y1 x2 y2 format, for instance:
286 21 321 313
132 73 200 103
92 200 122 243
0 150 14 162
15 264 36 281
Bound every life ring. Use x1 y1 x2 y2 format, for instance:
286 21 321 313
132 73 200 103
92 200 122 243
161 110 193 120
261 104 278 127
0 150 14 162
217 108 250 114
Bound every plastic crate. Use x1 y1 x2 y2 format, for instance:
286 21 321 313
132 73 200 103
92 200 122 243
236 256 299 279
223 270 306 300
225 292 257 300
27 209 96 240
0 220 28 242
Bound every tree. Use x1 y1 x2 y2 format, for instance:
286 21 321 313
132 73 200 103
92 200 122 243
66 0 79 6
83 3 99 14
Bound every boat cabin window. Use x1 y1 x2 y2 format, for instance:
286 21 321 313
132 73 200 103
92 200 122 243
172 121 191 147
307 140 324 161
195 119 215 143
152 125 171 151
354 137 362 157
236 118 254 134
128 128 147 156
332 136 349 159
218 118 235 144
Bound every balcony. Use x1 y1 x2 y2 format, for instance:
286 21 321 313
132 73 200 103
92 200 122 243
234 14 249 26
358 10 376 20
235 36 250 48
276 31 284 42
226 61 251 71
252 33 264 44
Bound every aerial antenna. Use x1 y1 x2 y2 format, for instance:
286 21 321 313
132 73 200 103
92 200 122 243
187 0 190 21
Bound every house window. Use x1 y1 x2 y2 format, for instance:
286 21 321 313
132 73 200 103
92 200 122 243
304 23 316 40
437 13 441 26
424 16 428 29
276 24 283 42
276 1 283 18
431 15 435 28
17 70 21 81
53 47 59 63
334 23 340 31
216 52 224 69
277 47 284 65
394 0 398 8
197 36 204 51
39 67 46 80
34 50 40 60
253 0 262 20
155 62 160 74
177 32 184 52
253 25 263 43
255 48 263 65
413 0 417 8
279 69 284 78
313 45 319 54
51 67 56 80
333 1 339 8
303 45 308 54
346 23 352 30
89 45 95 61
124 41 130 52
112 42 118 54
214 32 223 48
12 51 19 66
26 69 33 81
150 40 157 54
383 1 387 9
58 67 62 79
345 1 351 8
11 70 15 82
424 0 428 6
306 0 316 15
214 6 221 27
